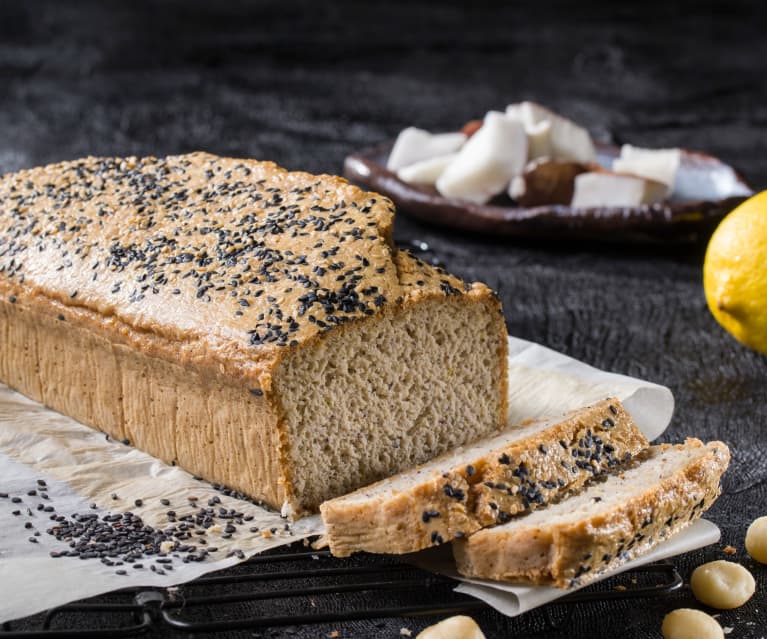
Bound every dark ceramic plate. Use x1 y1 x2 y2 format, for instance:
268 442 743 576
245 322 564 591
343 141 754 243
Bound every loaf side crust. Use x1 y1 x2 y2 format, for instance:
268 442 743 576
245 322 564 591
453 439 730 588
0 299 288 507
320 399 646 556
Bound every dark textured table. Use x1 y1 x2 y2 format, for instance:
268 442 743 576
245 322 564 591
1 1 766 637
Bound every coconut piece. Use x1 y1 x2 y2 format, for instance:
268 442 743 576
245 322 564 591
507 102 596 163
397 153 458 186
386 128 466 172
571 171 668 208
613 145 681 188
508 158 587 206
436 112 527 204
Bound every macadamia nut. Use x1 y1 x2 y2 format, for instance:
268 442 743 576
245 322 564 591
691 560 755 608
416 616 486 639
661 609 723 639
746 516 767 563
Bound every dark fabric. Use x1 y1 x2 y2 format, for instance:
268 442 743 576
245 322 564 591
1 1 765 636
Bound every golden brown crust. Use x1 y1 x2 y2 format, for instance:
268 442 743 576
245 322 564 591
0 152 493 389
320 399 646 556
453 439 730 588
0 299 288 506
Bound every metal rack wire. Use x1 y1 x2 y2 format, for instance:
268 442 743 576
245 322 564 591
1 543 683 638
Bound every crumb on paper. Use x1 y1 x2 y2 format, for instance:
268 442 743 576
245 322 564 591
723 627 733 635
159 541 174 554
400 628 413 636
723 545 737 555
312 534 329 550
328 631 340 638
614 585 627 591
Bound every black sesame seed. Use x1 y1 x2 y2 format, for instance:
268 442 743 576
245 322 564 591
465 465 475 476
538 444 547 454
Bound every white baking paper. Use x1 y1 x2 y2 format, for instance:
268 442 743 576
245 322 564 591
0 335 703 624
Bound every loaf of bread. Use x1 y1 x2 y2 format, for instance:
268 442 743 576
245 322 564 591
321 398 647 556
453 439 730 588
0 153 509 515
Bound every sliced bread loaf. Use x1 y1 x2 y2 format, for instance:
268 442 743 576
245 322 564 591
320 399 647 556
453 438 730 588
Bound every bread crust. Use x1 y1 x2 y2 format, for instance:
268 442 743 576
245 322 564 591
320 399 647 556
453 439 730 588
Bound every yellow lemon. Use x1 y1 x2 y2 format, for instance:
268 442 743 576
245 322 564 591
704 191 767 355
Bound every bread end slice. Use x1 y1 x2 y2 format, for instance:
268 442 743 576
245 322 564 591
454 439 730 588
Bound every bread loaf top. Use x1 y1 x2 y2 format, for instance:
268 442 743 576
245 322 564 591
0 152 495 388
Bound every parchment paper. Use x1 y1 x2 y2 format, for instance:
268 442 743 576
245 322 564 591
0 335 709 625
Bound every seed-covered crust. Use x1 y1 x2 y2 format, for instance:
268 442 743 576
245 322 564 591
453 439 730 588
0 152 493 390
320 399 647 556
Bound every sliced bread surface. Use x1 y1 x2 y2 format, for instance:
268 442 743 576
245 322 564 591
320 398 647 556
453 438 730 588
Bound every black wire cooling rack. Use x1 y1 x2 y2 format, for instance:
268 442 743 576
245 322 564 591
1 542 683 638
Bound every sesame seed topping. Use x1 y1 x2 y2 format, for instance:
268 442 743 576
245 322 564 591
0 153 473 378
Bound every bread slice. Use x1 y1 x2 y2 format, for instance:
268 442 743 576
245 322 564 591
0 153 509 516
320 399 647 556
453 439 730 588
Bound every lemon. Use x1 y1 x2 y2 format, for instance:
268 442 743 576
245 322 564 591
704 191 767 355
